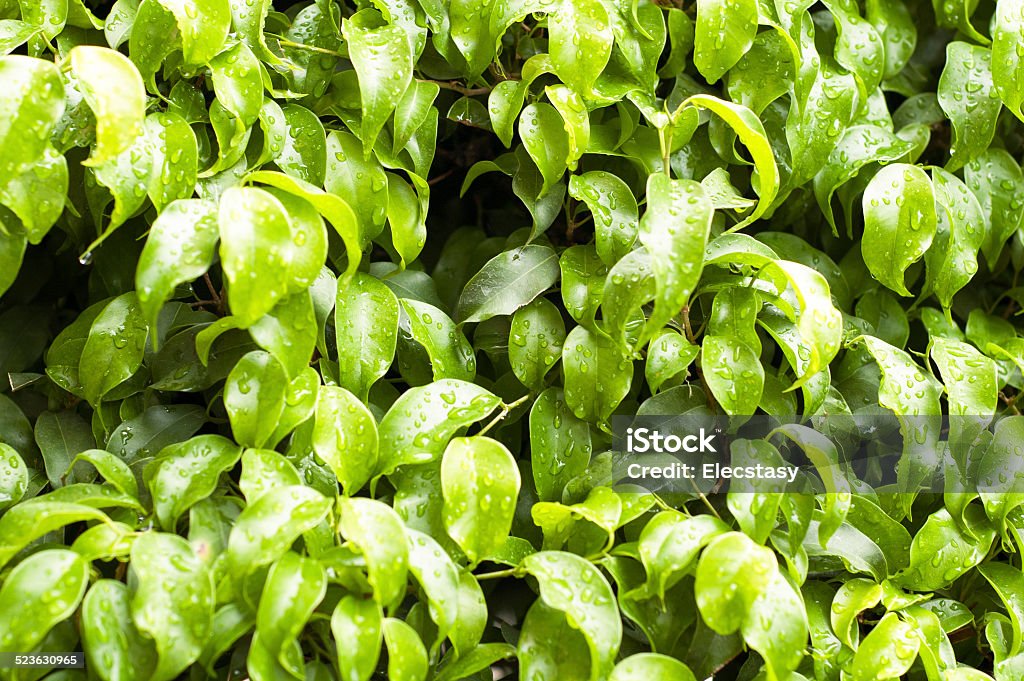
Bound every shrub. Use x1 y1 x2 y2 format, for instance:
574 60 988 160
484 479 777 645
1 0 1024 679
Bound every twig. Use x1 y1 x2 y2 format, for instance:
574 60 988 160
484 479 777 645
428 167 457 186
431 80 492 97
477 394 532 436
277 38 343 59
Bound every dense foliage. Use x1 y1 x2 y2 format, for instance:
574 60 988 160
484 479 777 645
5 0 1024 679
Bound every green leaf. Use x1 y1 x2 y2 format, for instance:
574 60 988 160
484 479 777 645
250 291 317 379
218 187 296 326
548 0 612 94
155 0 230 64
683 95 778 228
229 0 278 63
639 511 730 599
522 551 621 680
136 199 219 333
0 56 64 183
313 385 378 495
519 102 570 198
79 293 148 406
849 612 920 681
979 563 1024 658
81 580 157 681
148 435 241 530
325 131 388 246
894 506 995 591
382 617 428 681
0 444 26 513
694 0 757 83
562 325 633 424
405 528 459 654
938 42 1001 171
457 244 560 324
343 19 413 151
70 46 145 167
208 41 262 142
338 496 408 610
332 595 383 681
994 0 1024 121
701 334 764 415
518 599 592 681
441 436 521 564
386 172 426 267
277 104 327 186
925 167 986 309
861 163 937 296
510 297 566 391
227 485 331 575
401 298 476 380
759 259 844 387
378 379 500 475
394 80 440 154
638 173 713 342
560 245 607 325
335 272 399 400
255 552 326 678
129 532 214 681
965 149 1024 266
645 329 698 394
0 549 88 653
35 409 95 488
695 531 776 633
568 171 638 265
248 169 361 285
609 653 697 681
435 643 517 681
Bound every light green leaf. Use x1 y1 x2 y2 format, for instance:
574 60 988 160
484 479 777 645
549 0 612 94
568 171 638 266
335 272 399 400
130 532 214 681
994 0 1024 121
155 0 230 64
332 595 383 681
136 199 219 332
937 42 1001 171
343 19 413 151
639 173 712 342
218 187 294 326
401 298 476 380
378 379 500 475
682 95 778 229
701 334 763 415
695 531 776 633
850 612 920 680
382 618 428 681
148 435 241 530
255 552 326 678
227 485 331 575
694 0 757 83
441 436 521 565
338 496 408 610
70 46 145 167
861 163 937 296
313 385 378 495
562 325 633 424
522 551 621 681
0 549 88 654
519 102 570 198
